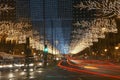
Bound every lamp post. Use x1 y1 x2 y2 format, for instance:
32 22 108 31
25 37 32 79
104 49 107 52
115 46 119 50
114 46 119 62
43 44 48 67
104 48 108 59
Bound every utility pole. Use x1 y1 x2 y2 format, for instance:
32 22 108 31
51 19 53 55
43 0 48 67
25 37 31 79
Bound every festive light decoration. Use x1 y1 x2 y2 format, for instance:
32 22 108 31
70 0 120 54
29 34 60 54
0 2 60 55
0 21 59 54
0 4 14 14
0 20 60 54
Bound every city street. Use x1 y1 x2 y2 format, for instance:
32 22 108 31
58 59 120 80
0 0 120 80
0 60 120 80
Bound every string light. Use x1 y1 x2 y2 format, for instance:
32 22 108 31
0 4 14 13
0 20 60 54
0 2 60 55
70 0 119 54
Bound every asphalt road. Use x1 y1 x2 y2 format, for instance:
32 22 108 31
0 60 120 80
58 59 120 80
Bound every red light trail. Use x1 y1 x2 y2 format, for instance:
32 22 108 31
58 60 120 79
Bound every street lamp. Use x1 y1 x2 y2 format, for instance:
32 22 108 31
21 52 24 55
104 49 108 52
115 46 119 50
114 46 119 62
104 49 108 59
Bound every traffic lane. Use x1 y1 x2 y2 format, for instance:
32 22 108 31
0 68 46 80
1 60 120 80
0 66 84 80
67 59 120 76
58 60 120 80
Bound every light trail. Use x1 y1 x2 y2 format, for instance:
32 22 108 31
58 60 120 79
67 59 120 73
66 56 120 73
67 56 120 71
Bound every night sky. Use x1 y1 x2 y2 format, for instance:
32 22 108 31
30 0 72 54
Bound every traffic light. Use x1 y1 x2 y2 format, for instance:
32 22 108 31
44 45 48 53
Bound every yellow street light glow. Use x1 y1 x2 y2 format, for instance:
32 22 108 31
115 46 119 50
104 49 108 52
